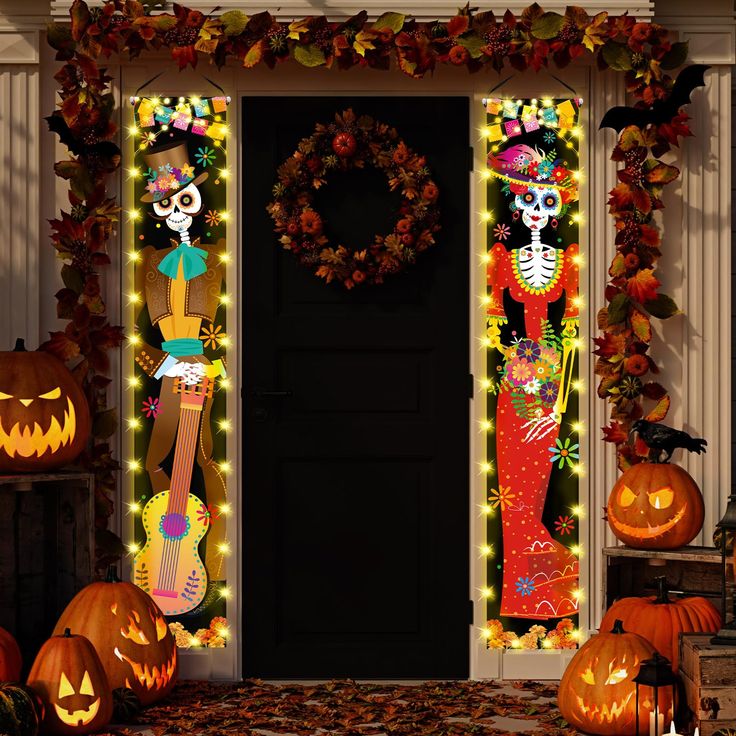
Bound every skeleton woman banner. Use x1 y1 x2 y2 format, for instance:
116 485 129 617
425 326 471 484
128 96 231 646
483 98 582 645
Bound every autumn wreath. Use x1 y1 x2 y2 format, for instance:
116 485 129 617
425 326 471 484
267 109 441 288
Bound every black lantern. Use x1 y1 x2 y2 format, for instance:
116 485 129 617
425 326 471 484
711 490 736 645
633 652 678 736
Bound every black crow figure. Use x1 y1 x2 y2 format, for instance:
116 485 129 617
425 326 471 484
631 419 707 463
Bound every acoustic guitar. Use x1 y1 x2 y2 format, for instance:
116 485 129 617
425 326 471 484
133 377 212 615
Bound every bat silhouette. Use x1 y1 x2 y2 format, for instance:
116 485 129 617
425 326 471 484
599 64 710 133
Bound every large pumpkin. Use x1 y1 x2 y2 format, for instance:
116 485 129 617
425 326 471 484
0 339 90 472
607 462 704 549
0 683 42 736
600 576 721 672
27 629 112 735
558 620 667 736
54 566 177 706
0 627 22 681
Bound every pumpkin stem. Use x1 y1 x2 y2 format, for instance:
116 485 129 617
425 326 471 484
611 619 626 634
654 576 671 604
105 564 121 583
63 628 72 638
13 338 26 352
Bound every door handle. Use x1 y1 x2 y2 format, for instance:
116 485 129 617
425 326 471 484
252 388 293 398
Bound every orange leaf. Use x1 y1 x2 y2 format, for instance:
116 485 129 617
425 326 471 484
630 309 652 342
644 394 670 422
626 268 660 303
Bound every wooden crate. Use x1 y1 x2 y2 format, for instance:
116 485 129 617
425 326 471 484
603 546 733 617
0 472 95 670
680 633 736 734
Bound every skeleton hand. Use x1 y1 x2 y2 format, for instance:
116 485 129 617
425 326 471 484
164 360 206 386
486 318 507 353
520 409 561 443
561 318 579 348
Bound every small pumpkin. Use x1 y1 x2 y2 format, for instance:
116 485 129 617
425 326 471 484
558 620 667 736
331 132 357 158
27 629 112 735
54 566 177 706
607 462 704 549
0 684 42 736
600 576 721 672
111 687 141 722
0 627 22 681
0 339 90 472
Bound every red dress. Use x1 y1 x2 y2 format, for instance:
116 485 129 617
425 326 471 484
487 241 580 619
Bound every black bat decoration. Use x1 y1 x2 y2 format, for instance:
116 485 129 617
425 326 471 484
599 64 710 133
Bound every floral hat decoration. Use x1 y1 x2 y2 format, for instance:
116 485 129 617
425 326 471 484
487 144 578 205
140 141 208 203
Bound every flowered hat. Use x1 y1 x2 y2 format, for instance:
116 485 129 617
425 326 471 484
140 141 208 203
487 144 578 203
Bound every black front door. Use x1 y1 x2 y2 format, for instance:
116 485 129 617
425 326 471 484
242 96 470 678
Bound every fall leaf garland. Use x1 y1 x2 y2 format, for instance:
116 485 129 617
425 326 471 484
44 0 697 548
266 108 441 289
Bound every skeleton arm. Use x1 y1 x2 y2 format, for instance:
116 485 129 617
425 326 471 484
553 243 580 418
486 242 509 354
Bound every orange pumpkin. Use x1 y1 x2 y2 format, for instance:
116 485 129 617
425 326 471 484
27 629 112 735
600 577 721 672
54 567 177 706
558 620 666 736
0 339 90 472
607 463 704 549
0 627 22 681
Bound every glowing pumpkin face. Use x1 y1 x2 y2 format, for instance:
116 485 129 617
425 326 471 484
54 567 177 706
607 462 704 550
0 339 90 472
558 621 666 736
27 629 112 736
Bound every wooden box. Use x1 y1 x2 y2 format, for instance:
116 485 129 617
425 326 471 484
0 472 95 669
603 546 733 616
680 633 736 734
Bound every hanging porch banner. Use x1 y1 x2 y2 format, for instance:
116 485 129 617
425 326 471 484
127 95 231 649
483 98 583 649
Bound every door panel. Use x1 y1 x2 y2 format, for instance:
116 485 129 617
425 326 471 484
242 96 469 678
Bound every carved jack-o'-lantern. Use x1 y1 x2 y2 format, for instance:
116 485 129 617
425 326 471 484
27 629 112 736
558 620 668 736
607 462 704 550
0 339 90 472
54 567 177 706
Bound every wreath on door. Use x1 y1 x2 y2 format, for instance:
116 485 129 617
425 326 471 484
267 109 441 289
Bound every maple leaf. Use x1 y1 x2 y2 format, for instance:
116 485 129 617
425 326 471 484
592 333 625 359
288 18 310 39
40 331 81 361
582 12 608 52
353 30 377 56
626 268 660 303
602 421 628 444
645 394 670 422
315 264 335 283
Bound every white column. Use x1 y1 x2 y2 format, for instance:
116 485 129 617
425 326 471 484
0 26 40 349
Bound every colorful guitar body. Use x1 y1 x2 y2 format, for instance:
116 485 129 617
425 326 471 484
133 377 213 616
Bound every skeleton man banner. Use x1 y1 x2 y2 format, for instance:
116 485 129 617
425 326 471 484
128 97 230 641
483 98 582 639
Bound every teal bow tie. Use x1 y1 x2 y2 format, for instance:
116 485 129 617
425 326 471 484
157 242 208 281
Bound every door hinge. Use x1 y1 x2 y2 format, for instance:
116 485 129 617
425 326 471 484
468 145 475 172
469 373 475 399
469 599 475 624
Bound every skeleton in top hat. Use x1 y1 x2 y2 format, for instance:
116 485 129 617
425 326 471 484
485 142 580 620
133 141 227 586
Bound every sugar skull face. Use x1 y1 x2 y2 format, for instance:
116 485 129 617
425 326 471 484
152 183 203 234
515 186 562 231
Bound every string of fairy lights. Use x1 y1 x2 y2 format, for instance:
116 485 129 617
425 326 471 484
475 96 587 648
122 95 234 632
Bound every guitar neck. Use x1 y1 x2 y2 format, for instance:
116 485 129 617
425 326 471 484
166 404 205 514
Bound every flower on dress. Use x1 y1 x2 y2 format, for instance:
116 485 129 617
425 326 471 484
205 209 222 227
488 485 516 511
549 437 580 469
523 378 541 395
516 577 536 597
196 503 221 525
141 396 161 418
551 165 570 184
539 346 560 366
195 146 217 168
516 338 541 362
509 359 532 386
200 323 224 350
531 360 552 381
539 381 558 404
493 223 511 241
537 160 554 179
543 131 557 144
554 515 576 535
